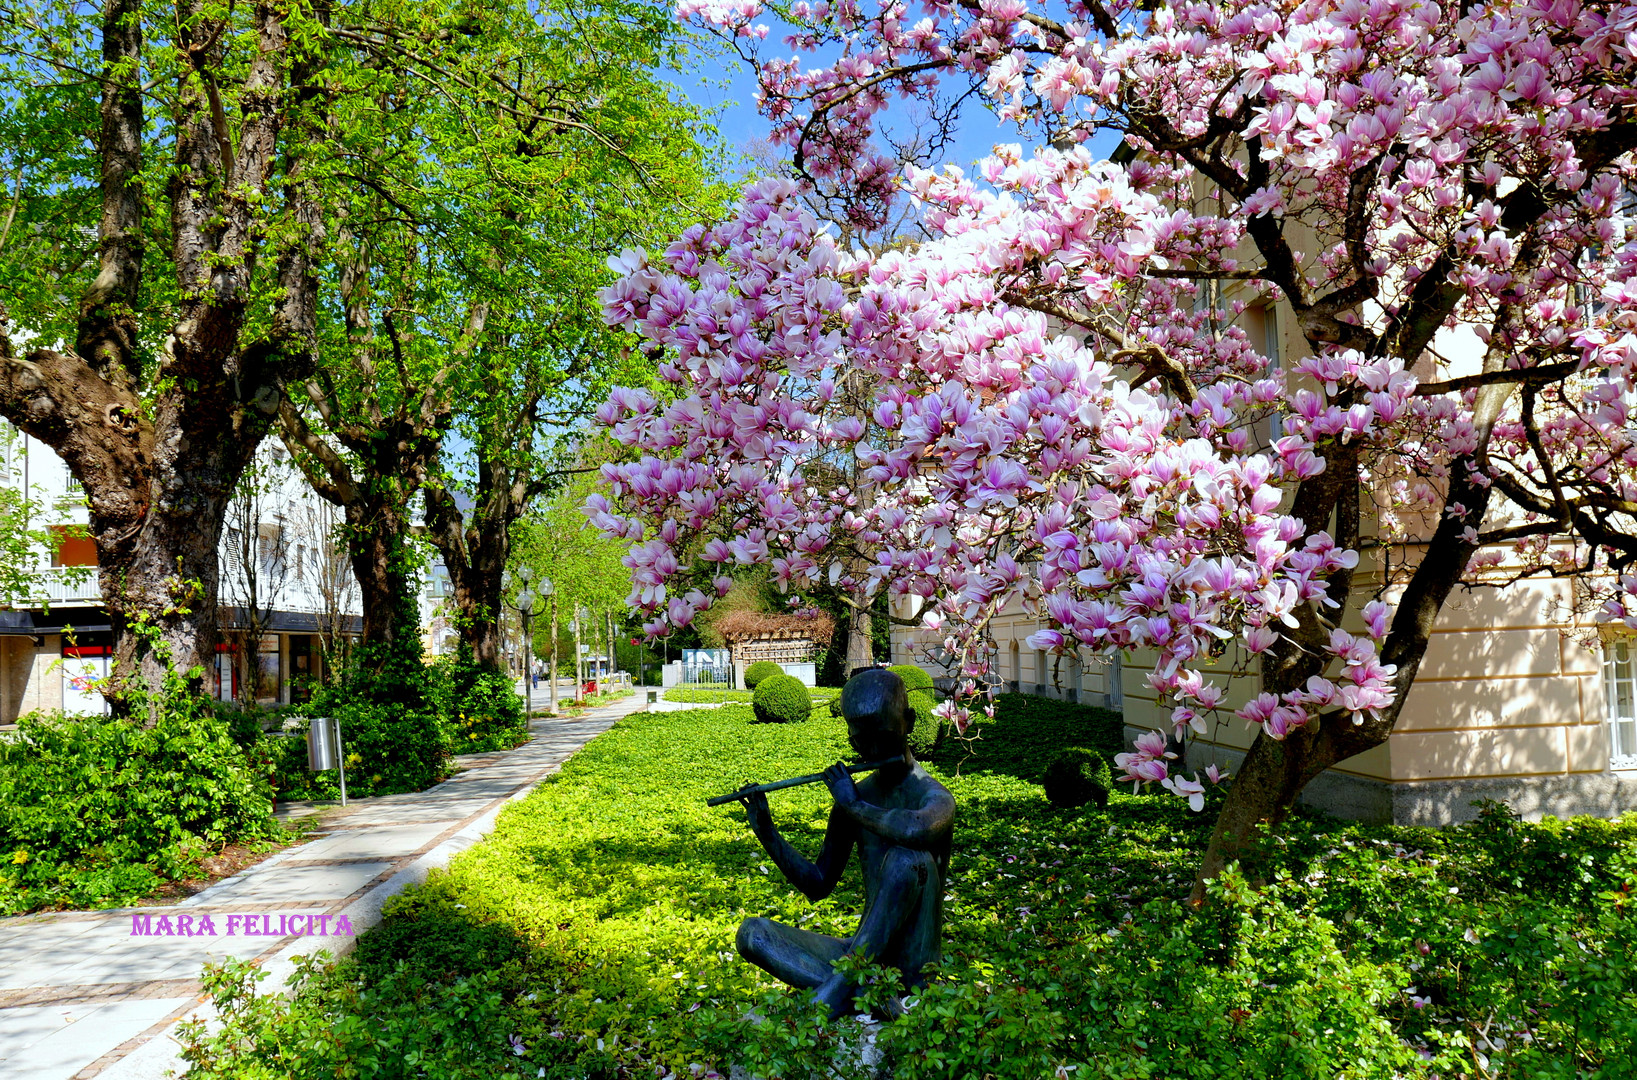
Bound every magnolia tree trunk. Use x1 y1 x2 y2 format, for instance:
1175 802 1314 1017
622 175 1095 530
1190 459 1498 903
846 604 875 675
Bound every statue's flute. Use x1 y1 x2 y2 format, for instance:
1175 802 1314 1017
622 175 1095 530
707 759 900 807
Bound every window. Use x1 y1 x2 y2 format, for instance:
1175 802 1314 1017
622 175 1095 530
1603 640 1637 769
256 634 281 704
49 525 97 567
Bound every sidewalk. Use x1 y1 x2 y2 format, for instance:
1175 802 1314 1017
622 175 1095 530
0 692 649 1080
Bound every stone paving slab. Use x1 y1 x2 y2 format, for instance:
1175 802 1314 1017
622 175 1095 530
0 998 191 1078
179 860 396 907
279 822 450 862
0 692 647 1079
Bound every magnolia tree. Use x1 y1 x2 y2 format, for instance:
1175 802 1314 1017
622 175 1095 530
586 0 1637 892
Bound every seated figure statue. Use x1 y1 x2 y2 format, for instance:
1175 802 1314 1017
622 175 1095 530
734 668 956 1018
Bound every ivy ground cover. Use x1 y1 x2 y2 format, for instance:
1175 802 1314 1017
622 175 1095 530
184 700 1637 1079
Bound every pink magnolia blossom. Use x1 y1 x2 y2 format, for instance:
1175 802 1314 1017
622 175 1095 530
588 0 1637 812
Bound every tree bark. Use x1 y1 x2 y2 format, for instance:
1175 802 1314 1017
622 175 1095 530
422 460 515 671
277 363 448 656
846 602 875 675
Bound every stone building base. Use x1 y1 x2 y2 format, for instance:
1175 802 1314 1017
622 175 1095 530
1124 726 1637 827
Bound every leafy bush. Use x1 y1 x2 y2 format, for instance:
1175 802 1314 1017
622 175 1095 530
281 589 453 798
0 699 279 914
185 698 1637 1079
278 697 451 799
1041 747 1112 809
752 673 812 723
744 660 783 689
931 692 1124 782
906 687 940 756
436 647 529 753
888 664 934 693
211 699 292 748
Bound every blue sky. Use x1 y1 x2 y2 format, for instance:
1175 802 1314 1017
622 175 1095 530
668 19 1129 188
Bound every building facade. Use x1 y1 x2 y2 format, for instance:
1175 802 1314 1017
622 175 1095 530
0 425 364 722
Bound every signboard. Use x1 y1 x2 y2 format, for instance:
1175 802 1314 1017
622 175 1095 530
61 644 110 716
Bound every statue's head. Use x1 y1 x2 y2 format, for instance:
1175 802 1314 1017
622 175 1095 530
839 668 912 760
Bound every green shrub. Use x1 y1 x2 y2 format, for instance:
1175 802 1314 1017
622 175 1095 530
277 575 455 799
744 660 783 689
1041 747 1112 809
751 673 812 723
929 692 1124 782
906 688 940 756
437 647 529 752
280 698 451 799
0 701 279 914
888 663 934 693
664 688 752 703
211 699 290 748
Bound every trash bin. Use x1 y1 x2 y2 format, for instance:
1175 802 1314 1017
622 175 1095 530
306 716 339 771
304 717 348 806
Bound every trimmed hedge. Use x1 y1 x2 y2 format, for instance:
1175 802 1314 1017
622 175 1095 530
1041 747 1112 809
665 688 753 704
744 661 783 689
887 664 935 693
751 674 811 723
906 688 940 757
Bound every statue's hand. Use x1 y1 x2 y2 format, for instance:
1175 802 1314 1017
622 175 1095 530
822 762 858 807
739 785 772 831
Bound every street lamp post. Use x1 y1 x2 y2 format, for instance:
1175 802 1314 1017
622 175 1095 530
572 606 585 704
538 577 557 716
514 566 538 719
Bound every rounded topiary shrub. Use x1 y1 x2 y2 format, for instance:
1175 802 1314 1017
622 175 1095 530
906 688 940 756
744 661 783 689
1042 747 1113 809
888 664 934 694
751 674 812 724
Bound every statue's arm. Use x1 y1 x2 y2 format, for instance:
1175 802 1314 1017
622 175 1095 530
836 785 955 850
745 794 857 901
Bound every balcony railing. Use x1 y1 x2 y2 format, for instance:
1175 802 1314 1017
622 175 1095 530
3 567 101 607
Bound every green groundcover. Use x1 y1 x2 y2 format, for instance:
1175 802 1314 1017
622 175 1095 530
181 696 1637 1079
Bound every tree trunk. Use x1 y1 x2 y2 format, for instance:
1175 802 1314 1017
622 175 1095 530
423 476 511 671
347 499 418 653
104 459 241 700
846 602 874 676
1190 464 1497 903
0 2 319 715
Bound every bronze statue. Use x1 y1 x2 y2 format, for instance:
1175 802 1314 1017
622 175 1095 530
721 669 955 1019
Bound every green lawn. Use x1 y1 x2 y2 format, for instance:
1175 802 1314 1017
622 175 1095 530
183 699 1637 1080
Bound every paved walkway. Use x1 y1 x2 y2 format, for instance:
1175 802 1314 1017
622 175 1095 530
0 693 649 1080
